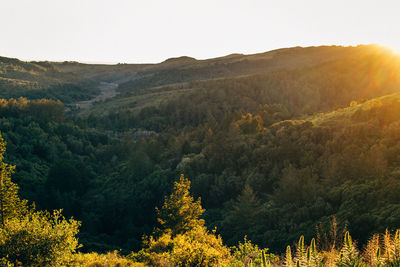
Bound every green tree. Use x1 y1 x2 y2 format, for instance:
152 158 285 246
134 174 232 266
0 132 81 266
223 184 262 243
0 133 26 228
155 174 205 236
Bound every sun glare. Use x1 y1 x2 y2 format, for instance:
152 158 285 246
382 44 400 55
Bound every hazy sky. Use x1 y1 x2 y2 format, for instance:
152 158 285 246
1 0 400 63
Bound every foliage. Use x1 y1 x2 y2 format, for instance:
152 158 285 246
280 229 400 266
136 175 231 266
0 97 65 122
363 229 400 266
315 215 348 252
337 231 364 266
284 236 322 267
231 236 278 266
0 134 81 266
155 174 205 236
0 210 81 266
70 251 143 267
0 101 117 250
0 133 27 228
138 225 231 266
3 46 400 254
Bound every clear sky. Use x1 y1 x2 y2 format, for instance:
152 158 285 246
1 0 400 63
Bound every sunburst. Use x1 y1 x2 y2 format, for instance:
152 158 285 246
382 44 400 55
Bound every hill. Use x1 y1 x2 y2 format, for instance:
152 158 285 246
53 45 376 105
51 44 400 118
0 56 98 103
115 45 372 93
81 45 400 131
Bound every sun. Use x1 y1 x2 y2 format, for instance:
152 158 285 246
381 43 400 55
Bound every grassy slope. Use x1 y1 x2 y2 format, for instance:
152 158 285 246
0 57 86 90
310 92 400 125
52 61 152 84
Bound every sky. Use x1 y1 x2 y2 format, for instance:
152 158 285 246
1 0 400 64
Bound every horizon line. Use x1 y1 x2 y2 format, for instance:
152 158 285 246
0 43 379 65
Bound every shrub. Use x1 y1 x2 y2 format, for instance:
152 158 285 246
135 226 231 266
0 210 80 266
231 236 278 266
70 251 143 267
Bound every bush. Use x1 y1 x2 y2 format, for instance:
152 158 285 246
231 236 278 266
135 226 231 266
70 251 143 267
0 210 80 266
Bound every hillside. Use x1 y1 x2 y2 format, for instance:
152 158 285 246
51 45 400 119
115 45 372 92
81 45 400 131
52 61 151 84
0 56 98 103
2 45 400 261
53 45 375 97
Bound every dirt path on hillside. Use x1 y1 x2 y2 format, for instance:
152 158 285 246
76 82 119 110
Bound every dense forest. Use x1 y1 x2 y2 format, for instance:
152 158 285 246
1 45 400 265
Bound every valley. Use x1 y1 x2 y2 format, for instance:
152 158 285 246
75 82 119 110
1 45 400 265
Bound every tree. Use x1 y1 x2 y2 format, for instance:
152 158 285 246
155 174 205 236
0 132 81 266
0 133 26 228
223 184 262 243
134 174 231 266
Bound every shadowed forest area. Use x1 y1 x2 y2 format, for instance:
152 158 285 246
1 45 400 265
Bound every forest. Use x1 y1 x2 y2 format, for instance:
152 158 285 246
1 45 400 266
